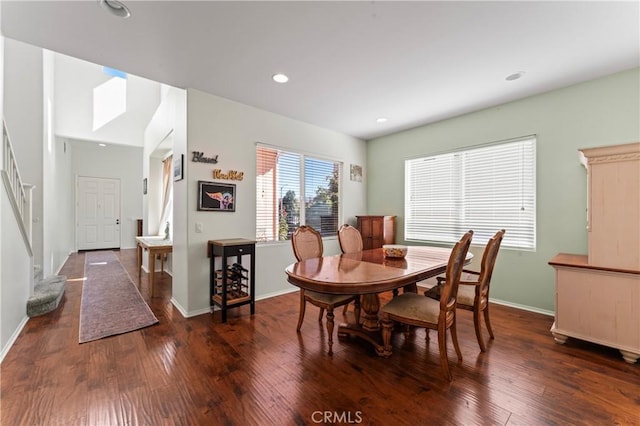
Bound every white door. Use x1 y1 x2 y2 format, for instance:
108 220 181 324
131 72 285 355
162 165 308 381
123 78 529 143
77 176 121 250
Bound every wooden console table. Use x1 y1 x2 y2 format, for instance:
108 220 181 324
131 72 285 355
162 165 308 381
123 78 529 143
136 236 172 297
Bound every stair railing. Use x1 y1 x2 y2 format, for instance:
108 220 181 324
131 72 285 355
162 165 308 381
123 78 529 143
1 120 33 255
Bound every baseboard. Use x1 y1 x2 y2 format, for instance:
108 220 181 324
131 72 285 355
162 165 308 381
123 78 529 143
255 287 298 301
489 297 554 317
56 253 71 275
171 298 210 318
0 315 29 363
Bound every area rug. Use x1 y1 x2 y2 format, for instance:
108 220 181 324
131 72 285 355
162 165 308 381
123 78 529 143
79 250 158 343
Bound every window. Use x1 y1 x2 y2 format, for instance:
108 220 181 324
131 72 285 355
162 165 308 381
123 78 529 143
405 136 536 249
256 145 341 242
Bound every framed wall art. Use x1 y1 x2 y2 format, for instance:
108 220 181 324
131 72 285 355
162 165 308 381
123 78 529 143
173 154 184 181
198 181 236 212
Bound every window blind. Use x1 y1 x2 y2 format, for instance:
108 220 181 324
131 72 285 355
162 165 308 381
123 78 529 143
405 136 536 249
256 145 341 242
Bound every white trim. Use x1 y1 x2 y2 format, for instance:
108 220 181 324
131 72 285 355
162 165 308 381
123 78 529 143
0 315 29 363
256 287 298 301
489 297 554 317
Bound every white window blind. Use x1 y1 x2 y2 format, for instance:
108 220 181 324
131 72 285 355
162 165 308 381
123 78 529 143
256 145 341 242
405 136 536 249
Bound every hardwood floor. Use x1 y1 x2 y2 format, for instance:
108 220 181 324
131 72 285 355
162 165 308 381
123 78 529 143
1 249 638 425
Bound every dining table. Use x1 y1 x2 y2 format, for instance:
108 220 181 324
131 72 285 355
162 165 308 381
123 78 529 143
285 245 473 355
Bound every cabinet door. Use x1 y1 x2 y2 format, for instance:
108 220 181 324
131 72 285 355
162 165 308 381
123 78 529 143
358 216 394 250
368 217 385 249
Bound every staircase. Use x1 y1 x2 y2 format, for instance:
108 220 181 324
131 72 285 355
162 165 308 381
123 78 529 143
26 265 66 317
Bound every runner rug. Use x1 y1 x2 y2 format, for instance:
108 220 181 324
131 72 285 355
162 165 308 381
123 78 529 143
79 250 158 343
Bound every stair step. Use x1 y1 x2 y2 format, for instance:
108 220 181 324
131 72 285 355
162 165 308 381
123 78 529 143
27 275 67 317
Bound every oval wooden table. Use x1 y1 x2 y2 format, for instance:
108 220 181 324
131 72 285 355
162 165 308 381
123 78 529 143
286 246 473 355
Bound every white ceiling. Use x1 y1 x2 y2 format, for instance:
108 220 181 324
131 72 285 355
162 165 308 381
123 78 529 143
2 1 639 141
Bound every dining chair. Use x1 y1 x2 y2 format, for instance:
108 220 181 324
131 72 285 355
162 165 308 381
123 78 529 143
424 229 505 352
337 224 364 317
292 225 359 354
380 230 473 381
338 224 364 254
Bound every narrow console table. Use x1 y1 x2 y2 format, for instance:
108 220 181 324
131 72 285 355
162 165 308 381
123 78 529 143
136 236 172 297
207 238 256 323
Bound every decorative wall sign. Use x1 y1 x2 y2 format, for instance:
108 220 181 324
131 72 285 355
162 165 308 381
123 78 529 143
173 154 184 181
350 164 363 182
198 181 236 212
192 151 219 164
212 169 244 181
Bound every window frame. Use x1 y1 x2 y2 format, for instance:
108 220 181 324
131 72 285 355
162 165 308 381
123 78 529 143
256 143 343 243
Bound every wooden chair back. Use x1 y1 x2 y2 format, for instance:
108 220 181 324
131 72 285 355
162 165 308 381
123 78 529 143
475 229 505 301
338 224 363 254
439 230 473 313
292 226 323 261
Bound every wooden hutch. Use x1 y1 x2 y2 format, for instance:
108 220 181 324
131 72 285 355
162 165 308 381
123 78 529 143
356 215 396 250
549 142 639 363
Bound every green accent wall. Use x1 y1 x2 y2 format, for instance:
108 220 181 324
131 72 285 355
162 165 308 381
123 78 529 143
366 68 640 313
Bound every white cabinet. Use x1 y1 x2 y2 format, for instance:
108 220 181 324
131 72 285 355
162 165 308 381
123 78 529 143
550 142 640 363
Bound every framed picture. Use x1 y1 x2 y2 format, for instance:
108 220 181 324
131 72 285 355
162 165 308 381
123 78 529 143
198 181 236 212
350 164 363 182
143 178 148 195
173 154 184 181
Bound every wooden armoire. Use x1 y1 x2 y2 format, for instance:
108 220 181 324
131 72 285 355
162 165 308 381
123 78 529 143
356 216 396 250
549 142 640 363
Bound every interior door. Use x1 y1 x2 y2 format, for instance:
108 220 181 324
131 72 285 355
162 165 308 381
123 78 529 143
77 176 121 250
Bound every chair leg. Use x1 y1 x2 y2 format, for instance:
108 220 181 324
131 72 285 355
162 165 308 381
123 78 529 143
342 303 349 315
326 308 335 355
437 326 452 381
318 308 325 322
473 307 486 352
450 321 463 362
484 305 495 339
296 293 307 331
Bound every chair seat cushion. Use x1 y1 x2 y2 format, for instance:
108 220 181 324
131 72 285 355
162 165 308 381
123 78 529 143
456 284 475 307
424 278 476 307
382 293 440 324
306 290 354 306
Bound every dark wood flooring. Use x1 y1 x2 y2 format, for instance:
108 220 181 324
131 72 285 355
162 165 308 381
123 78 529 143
1 249 638 425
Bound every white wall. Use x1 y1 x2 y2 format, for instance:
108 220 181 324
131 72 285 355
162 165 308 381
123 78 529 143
367 68 640 313
178 89 367 316
54 53 161 147
70 141 143 249
1 24 33 361
3 38 43 270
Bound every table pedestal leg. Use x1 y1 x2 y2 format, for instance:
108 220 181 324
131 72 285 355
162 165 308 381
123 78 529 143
337 293 386 356
360 294 380 331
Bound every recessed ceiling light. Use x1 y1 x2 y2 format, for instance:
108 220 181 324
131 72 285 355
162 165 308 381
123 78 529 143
98 0 131 19
272 73 289 83
506 71 526 81
98 143 107 147
376 117 388 123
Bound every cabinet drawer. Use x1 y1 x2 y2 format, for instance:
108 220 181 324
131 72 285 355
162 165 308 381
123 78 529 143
220 244 254 257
